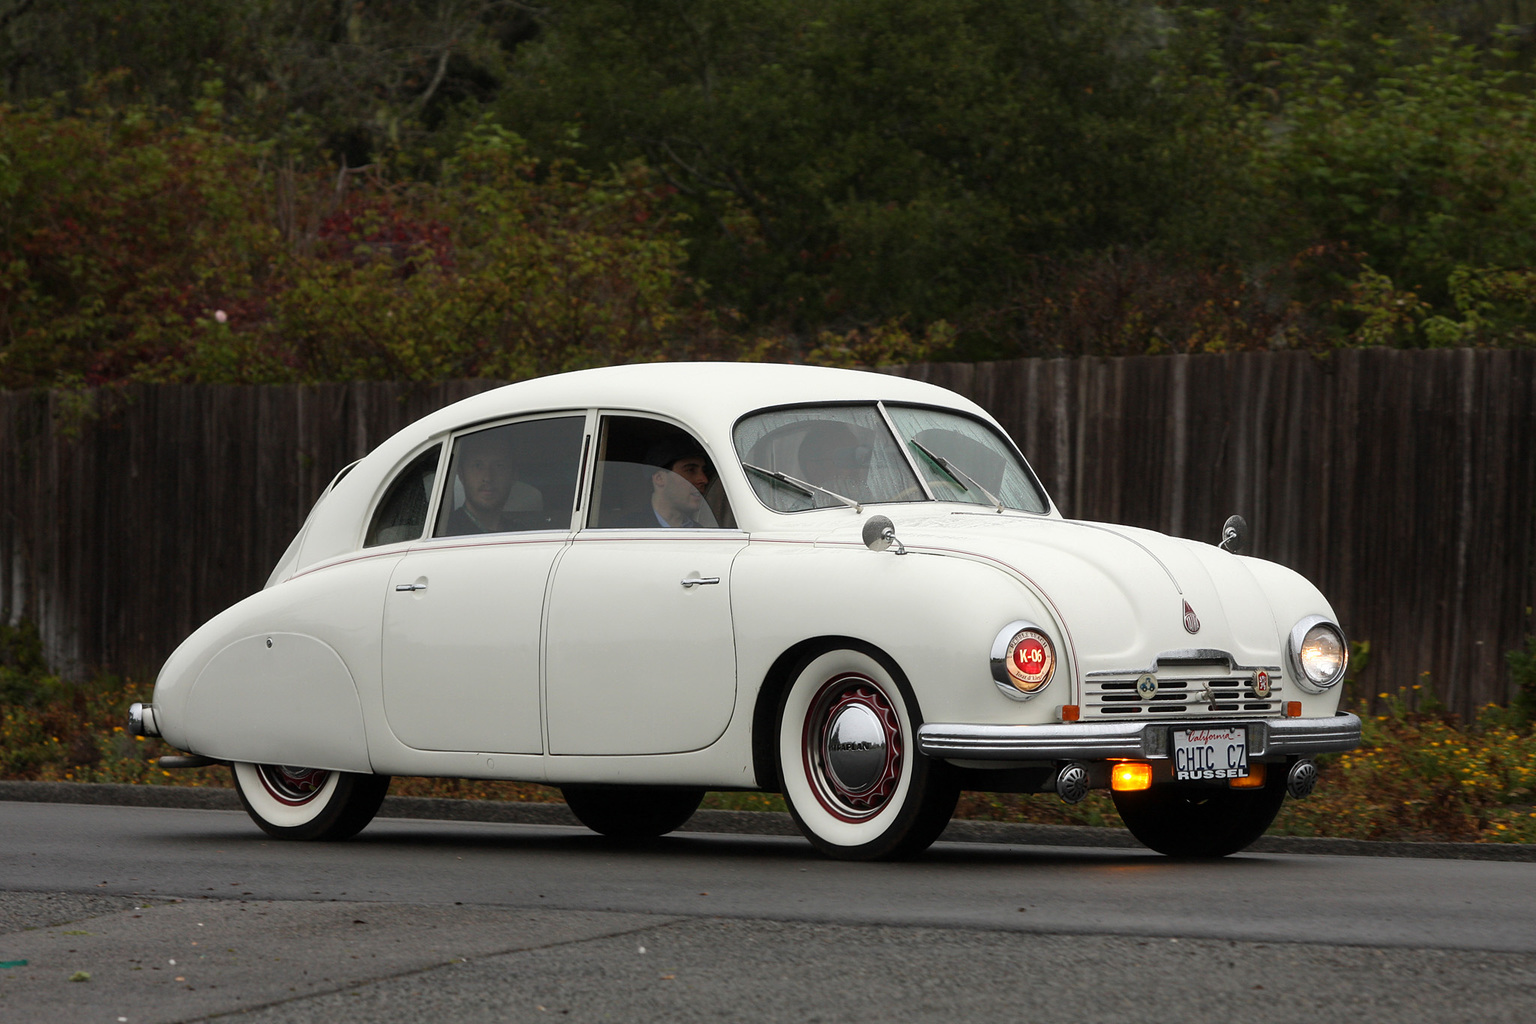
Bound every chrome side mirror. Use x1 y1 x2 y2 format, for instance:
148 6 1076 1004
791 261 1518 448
862 515 907 555
1219 514 1248 554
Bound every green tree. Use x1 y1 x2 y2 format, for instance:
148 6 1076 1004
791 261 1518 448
1244 12 1536 331
497 0 1237 345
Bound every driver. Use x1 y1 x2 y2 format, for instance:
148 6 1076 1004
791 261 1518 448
797 421 872 499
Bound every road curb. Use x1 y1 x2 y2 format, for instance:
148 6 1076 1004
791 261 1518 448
3 780 1532 861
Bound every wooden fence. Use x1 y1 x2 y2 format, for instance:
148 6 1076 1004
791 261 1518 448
2 349 1533 718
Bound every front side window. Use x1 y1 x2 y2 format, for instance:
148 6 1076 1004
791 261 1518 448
364 445 442 547
434 416 586 537
885 405 1049 514
733 405 921 512
586 415 729 529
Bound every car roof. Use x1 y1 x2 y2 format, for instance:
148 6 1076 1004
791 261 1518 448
402 361 995 439
288 362 1009 575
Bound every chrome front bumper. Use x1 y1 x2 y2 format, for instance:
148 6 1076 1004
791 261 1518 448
917 712 1361 762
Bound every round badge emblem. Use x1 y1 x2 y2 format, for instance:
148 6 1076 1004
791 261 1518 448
1007 633 1053 689
1135 672 1159 700
1253 670 1272 699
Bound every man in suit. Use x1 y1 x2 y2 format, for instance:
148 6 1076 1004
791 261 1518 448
642 437 713 528
443 429 519 535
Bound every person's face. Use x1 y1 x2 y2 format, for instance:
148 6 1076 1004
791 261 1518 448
654 455 709 519
800 429 869 492
459 444 514 517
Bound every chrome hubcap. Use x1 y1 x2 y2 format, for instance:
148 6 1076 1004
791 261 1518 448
825 703 888 793
804 674 903 821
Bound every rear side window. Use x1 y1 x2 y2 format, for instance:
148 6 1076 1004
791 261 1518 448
433 416 587 536
363 445 442 547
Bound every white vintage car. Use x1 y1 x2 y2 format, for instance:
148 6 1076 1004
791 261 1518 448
130 362 1359 859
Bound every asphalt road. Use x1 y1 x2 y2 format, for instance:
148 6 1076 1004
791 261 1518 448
3 801 1535 1023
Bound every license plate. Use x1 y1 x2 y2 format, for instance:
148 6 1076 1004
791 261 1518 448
1172 726 1248 781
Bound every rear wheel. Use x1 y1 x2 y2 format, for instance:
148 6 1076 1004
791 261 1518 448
560 785 705 840
231 763 390 841
776 646 957 861
1111 770 1287 858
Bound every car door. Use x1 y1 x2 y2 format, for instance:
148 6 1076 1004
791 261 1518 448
544 413 746 756
381 413 588 754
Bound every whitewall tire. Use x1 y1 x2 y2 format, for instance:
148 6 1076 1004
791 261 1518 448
231 763 390 841
776 646 957 860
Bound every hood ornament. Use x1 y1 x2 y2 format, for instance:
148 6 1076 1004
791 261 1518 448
1182 600 1201 634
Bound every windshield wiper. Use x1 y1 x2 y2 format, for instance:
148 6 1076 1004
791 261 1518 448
908 439 1004 513
743 463 863 512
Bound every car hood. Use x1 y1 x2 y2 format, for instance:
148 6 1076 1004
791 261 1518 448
819 509 1296 673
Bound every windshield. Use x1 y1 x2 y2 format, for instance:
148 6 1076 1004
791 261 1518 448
733 403 1049 514
733 405 921 511
884 404 1049 513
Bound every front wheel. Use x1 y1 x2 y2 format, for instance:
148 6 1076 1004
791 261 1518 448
560 785 705 840
231 763 390 841
777 646 957 861
1111 770 1287 858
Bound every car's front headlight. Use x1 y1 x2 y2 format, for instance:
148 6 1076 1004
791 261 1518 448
1288 616 1347 693
990 621 1056 701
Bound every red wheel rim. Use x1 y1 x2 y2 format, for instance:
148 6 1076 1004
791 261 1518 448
802 673 903 822
256 765 332 806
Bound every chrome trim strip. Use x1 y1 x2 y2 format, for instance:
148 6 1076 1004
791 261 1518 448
917 712 1361 761
918 720 1158 760
1085 650 1281 677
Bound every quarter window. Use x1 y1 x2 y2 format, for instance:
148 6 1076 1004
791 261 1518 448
364 445 442 547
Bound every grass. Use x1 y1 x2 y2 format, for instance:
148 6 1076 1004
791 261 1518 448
4 654 1533 843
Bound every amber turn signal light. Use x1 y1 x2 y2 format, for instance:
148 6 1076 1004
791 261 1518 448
1059 704 1081 722
1229 763 1268 789
1110 762 1153 791
1285 701 1302 718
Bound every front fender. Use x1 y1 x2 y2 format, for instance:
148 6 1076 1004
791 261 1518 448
731 541 1071 726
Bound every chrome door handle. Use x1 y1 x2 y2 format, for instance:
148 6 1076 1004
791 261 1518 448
395 582 427 592
679 576 721 588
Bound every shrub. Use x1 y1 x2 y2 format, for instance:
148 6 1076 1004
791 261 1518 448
0 107 728 389
1507 636 1536 730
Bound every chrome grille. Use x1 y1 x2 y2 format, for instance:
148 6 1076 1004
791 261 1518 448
1083 656 1284 720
